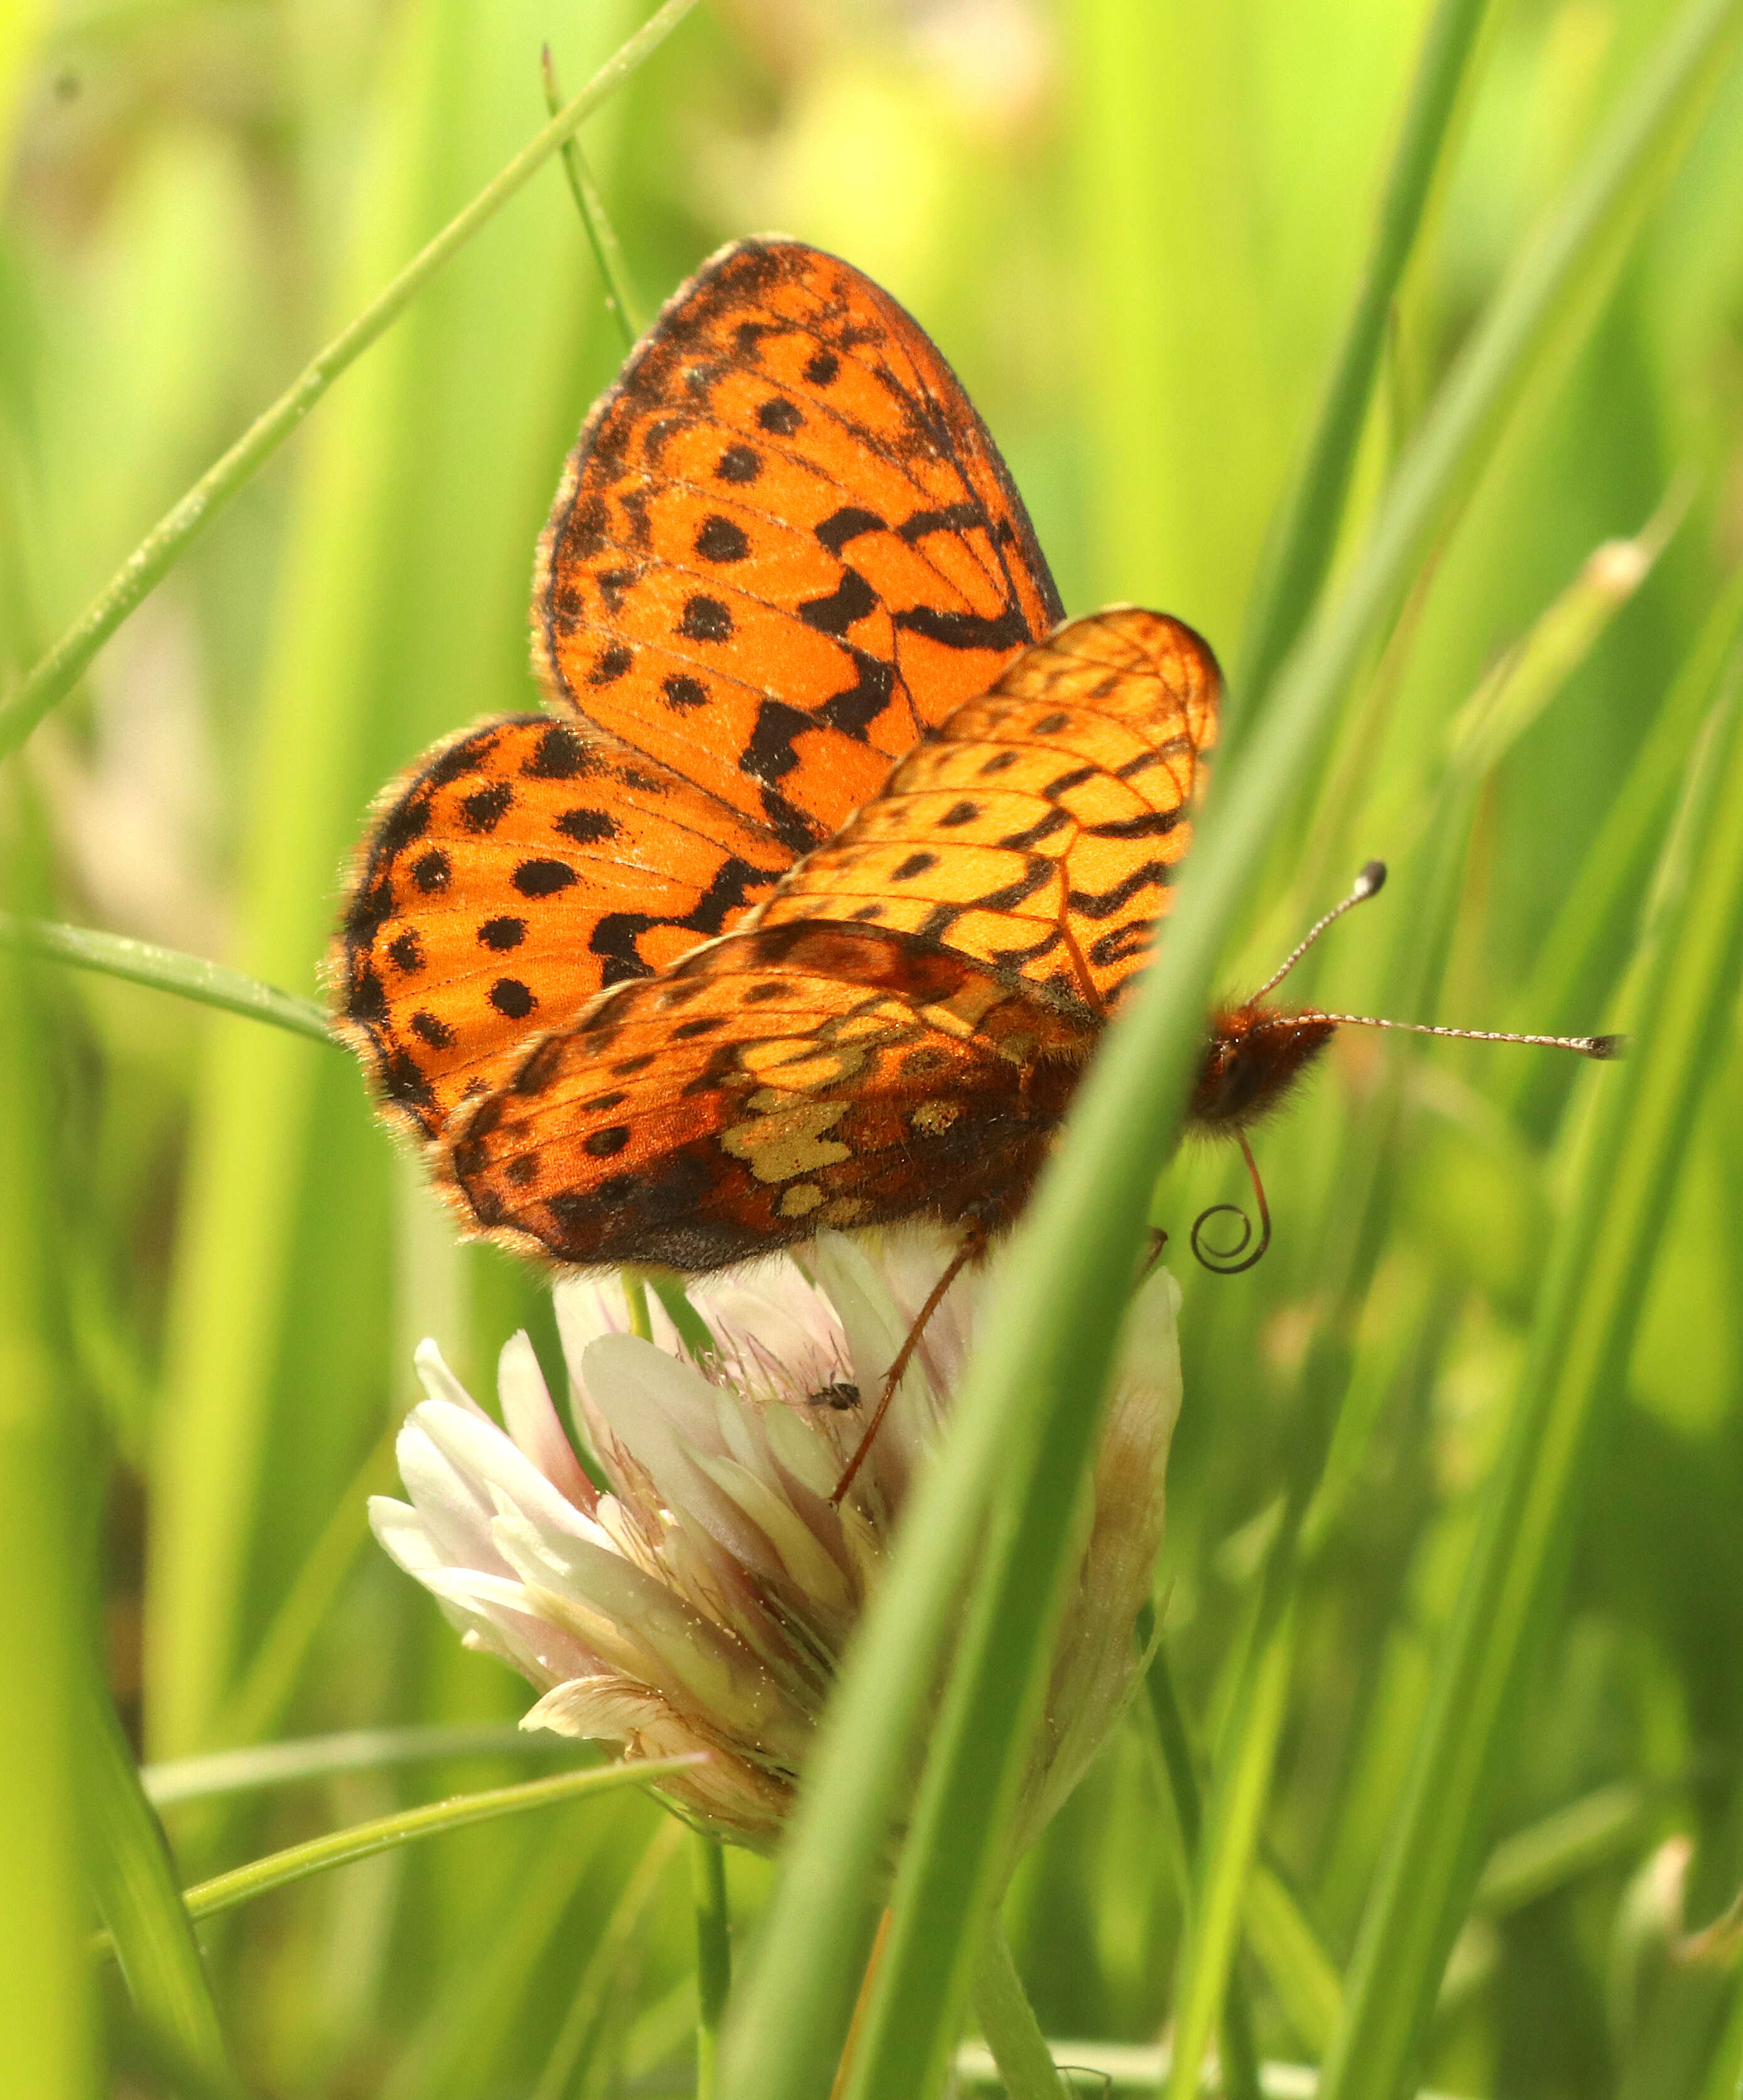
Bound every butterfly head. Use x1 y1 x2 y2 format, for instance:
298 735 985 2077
1190 1002 1337 1134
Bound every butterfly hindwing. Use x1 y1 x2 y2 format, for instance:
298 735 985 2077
754 606 1222 1016
442 921 1093 1270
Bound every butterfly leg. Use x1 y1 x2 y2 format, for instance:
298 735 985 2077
828 1225 987 1507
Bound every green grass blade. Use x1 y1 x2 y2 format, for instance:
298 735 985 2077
90 1754 702 1961
529 1817 683 2100
720 7 1741 2092
0 921 97 2097
969 1915 1069 2100
691 1832 730 2100
79 1675 236 2090
0 0 697 760
1506 559 1743 1103
1168 502 1670 2092
1235 0 1491 716
1166 1596 1298 2099
1320 639 1743 2100
1472 1780 1668 1916
0 914 334 1043
540 45 646 349
143 1723 567 1807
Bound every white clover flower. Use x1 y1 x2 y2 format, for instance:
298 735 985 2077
370 1229 1181 1853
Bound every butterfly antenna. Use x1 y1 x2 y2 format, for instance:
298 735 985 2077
1251 860 1388 1000
1192 1130 1272 1275
1295 1014 1626 1059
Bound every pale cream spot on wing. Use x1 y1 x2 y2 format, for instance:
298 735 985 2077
778 1183 825 1218
910 1100 960 1135
818 1197 869 1226
739 1041 866 1090
722 1100 852 1183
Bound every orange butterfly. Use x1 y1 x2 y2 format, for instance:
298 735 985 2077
332 239 1610 1324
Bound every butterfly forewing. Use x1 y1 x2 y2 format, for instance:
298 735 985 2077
333 716 790 1140
535 239 1064 848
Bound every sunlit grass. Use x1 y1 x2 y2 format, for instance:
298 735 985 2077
4 1 1743 2096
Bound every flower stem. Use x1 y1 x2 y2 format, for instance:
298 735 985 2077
0 0 698 760
969 1915 1068 2100
692 1831 731 2100
622 1273 654 1341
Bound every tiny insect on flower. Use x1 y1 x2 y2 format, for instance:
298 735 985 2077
370 1228 1181 1854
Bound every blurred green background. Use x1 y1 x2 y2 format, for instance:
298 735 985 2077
3 0 1743 2093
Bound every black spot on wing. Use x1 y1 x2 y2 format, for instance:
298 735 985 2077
1087 806 1187 840
461 784 512 834
662 673 709 713
716 444 761 484
523 725 595 779
679 595 734 643
897 502 982 543
757 396 803 436
695 515 750 563
589 643 634 686
489 978 536 1019
555 808 617 846
513 860 577 899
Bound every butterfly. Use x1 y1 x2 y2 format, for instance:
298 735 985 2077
331 239 1438 1291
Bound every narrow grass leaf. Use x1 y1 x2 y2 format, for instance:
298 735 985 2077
1321 642 1743 2100
0 0 698 759
0 914 333 1043
80 1673 234 2090
540 45 646 348
692 1832 731 2100
0 920 97 2097
143 1723 568 1808
529 1817 683 2100
89 1754 702 1960
1236 0 1491 717
969 1917 1069 2100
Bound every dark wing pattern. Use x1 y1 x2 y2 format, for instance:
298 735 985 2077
534 238 1064 851
333 237 1062 1147
754 607 1221 1014
442 921 1092 1271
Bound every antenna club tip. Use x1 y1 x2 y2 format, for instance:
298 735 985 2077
1585 1033 1628 1061
1354 860 1387 898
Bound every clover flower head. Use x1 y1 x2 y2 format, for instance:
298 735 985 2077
370 1230 1181 1852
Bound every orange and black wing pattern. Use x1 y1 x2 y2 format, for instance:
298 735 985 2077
332 717 791 1140
333 237 1061 1149
754 606 1221 1015
433 610 1219 1274
441 921 1094 1272
534 238 1063 850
